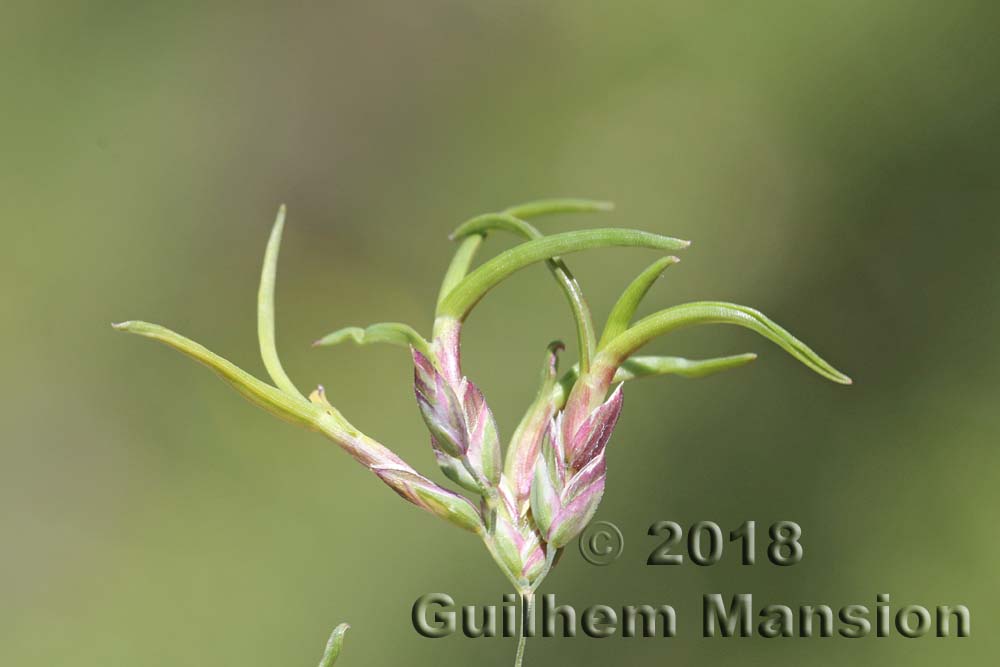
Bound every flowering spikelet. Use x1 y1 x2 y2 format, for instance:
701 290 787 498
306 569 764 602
531 384 624 548
412 349 468 457
505 342 563 505
372 464 483 534
467 342 562 583
412 348 501 493
310 386 487 534
492 476 547 582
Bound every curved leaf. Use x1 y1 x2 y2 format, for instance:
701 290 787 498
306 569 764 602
451 213 596 373
438 229 690 321
435 198 612 330
449 212 541 241
597 256 679 349
314 322 432 358
257 205 305 399
435 235 483 309
554 352 759 404
598 302 852 385
112 321 321 426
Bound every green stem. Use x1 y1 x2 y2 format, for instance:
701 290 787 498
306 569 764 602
514 592 533 667
513 547 557 667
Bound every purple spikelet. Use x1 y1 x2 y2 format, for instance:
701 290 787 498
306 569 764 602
412 348 501 492
530 384 624 548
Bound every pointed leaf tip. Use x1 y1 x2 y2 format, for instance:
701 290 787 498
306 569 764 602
598 255 681 349
111 320 321 426
318 622 350 667
601 302 852 386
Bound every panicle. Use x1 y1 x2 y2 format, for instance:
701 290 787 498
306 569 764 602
116 197 853 643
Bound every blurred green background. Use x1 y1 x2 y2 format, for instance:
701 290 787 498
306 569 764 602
3 1 998 665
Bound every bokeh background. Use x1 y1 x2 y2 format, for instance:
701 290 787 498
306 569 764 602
3 1 998 665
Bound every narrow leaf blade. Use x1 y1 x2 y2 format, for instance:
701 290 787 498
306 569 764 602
503 199 614 219
450 213 596 373
436 235 483 309
598 256 680 349
257 205 303 398
614 353 758 381
314 322 432 358
449 212 541 241
600 301 852 385
438 229 690 321
437 197 610 311
112 321 320 425
317 623 350 667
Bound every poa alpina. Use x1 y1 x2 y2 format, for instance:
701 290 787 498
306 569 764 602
115 199 850 665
